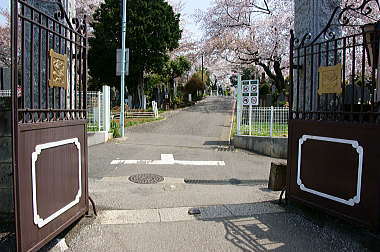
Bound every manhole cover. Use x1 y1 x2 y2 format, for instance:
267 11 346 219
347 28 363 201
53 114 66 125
128 174 164 184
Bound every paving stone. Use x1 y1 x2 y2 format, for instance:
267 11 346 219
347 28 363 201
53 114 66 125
197 205 234 220
159 207 197 222
98 209 160 225
224 202 285 217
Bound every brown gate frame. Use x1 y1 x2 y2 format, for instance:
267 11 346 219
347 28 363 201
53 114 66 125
287 0 380 231
11 0 89 251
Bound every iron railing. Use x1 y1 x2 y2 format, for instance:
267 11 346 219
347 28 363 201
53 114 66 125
16 0 87 124
290 1 380 124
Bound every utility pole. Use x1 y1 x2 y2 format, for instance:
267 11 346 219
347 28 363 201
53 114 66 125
120 0 127 137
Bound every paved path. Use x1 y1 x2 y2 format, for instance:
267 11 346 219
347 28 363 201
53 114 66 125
60 96 372 252
84 96 281 210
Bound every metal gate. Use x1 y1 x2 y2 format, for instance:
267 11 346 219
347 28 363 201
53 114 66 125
287 0 380 231
10 0 88 250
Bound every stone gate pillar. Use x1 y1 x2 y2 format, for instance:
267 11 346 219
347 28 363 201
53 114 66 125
293 0 341 113
0 68 13 217
294 0 341 41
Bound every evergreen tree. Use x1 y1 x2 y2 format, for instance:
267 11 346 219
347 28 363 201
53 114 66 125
88 0 182 107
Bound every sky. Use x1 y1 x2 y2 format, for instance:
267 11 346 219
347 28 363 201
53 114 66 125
181 0 211 40
0 0 212 37
0 0 9 25
0 0 9 9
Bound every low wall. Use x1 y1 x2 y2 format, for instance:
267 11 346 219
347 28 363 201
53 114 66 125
232 135 288 159
88 131 113 147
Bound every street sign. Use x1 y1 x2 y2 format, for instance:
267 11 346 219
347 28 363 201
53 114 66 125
116 48 130 76
236 76 260 136
240 80 259 106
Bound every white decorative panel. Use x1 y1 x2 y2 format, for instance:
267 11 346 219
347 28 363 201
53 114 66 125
31 138 82 228
297 135 363 206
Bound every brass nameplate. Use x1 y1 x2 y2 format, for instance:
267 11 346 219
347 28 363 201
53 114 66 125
318 64 342 95
49 49 68 89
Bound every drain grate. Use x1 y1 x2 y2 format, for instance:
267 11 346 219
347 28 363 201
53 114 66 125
128 174 164 184
184 178 268 185
184 178 241 185
215 145 235 152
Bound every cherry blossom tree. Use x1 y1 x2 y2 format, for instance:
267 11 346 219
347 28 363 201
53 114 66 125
341 0 380 30
75 0 103 20
197 0 294 94
325 1 380 79
0 8 11 67
197 0 380 93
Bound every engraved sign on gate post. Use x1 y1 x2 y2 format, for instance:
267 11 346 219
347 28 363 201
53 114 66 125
318 64 342 95
49 49 68 89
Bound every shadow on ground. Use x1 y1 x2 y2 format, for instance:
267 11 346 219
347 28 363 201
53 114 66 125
203 140 230 146
193 202 380 252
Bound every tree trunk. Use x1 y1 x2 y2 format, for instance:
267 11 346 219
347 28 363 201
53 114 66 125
169 78 175 106
137 71 144 109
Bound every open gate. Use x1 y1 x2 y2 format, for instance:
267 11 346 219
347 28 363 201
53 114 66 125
10 0 89 250
287 0 380 231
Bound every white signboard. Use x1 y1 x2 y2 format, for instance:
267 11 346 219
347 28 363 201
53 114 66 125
241 80 259 106
116 48 130 76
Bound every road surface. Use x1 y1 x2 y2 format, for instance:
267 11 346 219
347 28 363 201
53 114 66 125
58 96 371 252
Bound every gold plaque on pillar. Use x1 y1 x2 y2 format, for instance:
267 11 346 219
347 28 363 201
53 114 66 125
49 49 68 89
318 64 342 95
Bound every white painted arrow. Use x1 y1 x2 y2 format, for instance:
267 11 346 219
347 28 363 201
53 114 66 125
111 154 225 166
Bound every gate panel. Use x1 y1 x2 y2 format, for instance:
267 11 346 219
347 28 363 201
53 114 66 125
288 120 380 230
287 0 380 231
11 0 89 250
16 121 88 251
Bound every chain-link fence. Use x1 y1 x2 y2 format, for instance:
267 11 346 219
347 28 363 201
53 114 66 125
237 106 289 137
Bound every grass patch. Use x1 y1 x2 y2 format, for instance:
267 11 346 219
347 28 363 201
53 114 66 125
240 123 288 137
125 117 163 127
232 115 237 137
87 123 100 132
113 117 164 128
232 118 288 137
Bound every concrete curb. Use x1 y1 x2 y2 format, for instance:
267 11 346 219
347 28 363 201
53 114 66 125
231 135 288 159
88 131 113 147
96 202 285 225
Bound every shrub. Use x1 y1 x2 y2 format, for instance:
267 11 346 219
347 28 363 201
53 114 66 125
110 120 121 138
184 76 205 97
